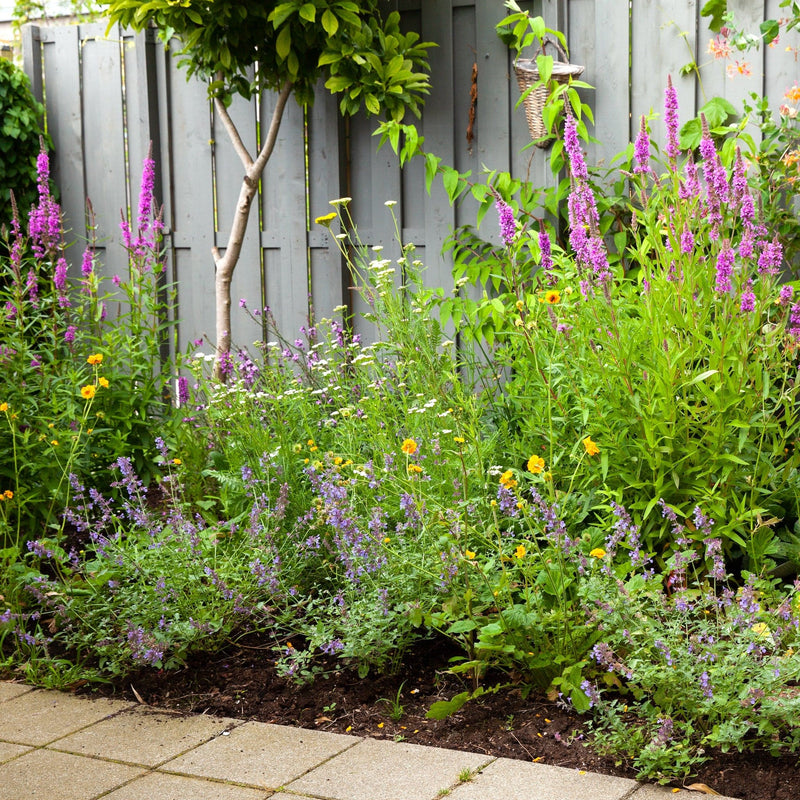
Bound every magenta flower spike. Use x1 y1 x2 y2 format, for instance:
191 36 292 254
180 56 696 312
664 75 680 161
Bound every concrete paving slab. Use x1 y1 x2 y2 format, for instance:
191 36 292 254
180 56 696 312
0 682 33 703
161 721 359 789
0 689 135 746
103 771 272 800
446 756 637 800
0 741 31 764
54 706 239 766
0 747 144 800
286 737 492 800
630 784 740 800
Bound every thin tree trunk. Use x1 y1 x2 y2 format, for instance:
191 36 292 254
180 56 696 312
212 79 293 381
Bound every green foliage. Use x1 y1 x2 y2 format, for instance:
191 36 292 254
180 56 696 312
105 0 433 118
0 59 49 232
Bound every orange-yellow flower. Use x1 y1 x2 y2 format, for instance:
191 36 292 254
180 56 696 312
582 436 599 456
499 469 517 489
465 549 476 559
544 290 561 305
401 438 418 456
527 454 545 474
514 544 526 560
87 353 103 365
590 547 606 559
80 384 96 400
3 490 13 500
173 458 182 465
98 377 109 388
407 464 423 474
0 402 7 412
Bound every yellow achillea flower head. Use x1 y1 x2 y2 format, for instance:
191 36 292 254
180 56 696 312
80 384 97 400
582 436 600 456
499 469 517 488
514 544 526 560
401 438 418 456
315 212 337 226
527 454 545 474
544 290 561 304
590 547 606 559
87 353 103 365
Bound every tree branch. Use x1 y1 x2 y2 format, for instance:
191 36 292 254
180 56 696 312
213 74 254 169
253 80 294 175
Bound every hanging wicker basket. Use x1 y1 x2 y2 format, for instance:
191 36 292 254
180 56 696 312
514 39 584 148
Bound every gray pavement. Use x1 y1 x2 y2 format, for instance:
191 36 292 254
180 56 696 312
0 681 739 800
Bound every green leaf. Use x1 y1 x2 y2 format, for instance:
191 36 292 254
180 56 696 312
364 94 380 115
276 25 292 61
426 691 471 719
760 19 780 46
321 9 339 36
442 167 460 202
700 0 727 32
298 3 316 22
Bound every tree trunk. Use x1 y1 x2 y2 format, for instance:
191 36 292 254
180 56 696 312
211 79 294 381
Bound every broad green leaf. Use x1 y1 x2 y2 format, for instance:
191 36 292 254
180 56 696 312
700 0 727 32
298 3 316 22
321 9 339 36
276 25 291 61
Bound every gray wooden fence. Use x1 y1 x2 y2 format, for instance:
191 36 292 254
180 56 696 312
20 0 799 356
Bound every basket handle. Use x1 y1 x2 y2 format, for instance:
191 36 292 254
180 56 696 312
536 37 569 63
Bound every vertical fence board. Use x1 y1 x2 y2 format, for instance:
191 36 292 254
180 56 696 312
164 41 215 354
308 87 347 323
79 24 129 285
37 26 86 274
260 92 309 341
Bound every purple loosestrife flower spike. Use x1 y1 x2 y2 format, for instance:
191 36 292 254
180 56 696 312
680 225 694 254
788 302 800 342
496 199 516 247
758 239 783 276
538 224 553 273
715 243 735 294
633 115 651 174
563 113 588 181
664 75 680 160
680 154 700 200
740 280 756 313
779 284 794 306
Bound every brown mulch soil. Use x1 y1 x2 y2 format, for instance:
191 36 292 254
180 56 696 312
80 633 800 800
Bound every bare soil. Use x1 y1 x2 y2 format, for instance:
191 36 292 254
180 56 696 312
84 633 800 800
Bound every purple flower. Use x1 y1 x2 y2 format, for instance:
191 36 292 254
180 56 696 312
81 247 94 277
538 225 553 278
740 281 756 313
633 115 651 174
680 154 701 200
699 671 713 699
64 325 77 343
664 75 680 160
788 302 800 341
680 225 694 254
714 244 735 294
563 113 588 181
758 239 783 276
779 284 794 306
53 257 68 292
177 376 190 406
496 199 516 247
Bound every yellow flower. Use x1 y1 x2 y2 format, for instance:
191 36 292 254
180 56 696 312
3 490 13 499
590 547 606 559
333 456 343 465
315 212 337 226
383 537 391 544
499 469 517 488
407 464 423 474
293 443 303 453
751 622 772 640
514 544 526 560
582 436 599 456
544 290 561 304
50 440 59 446
98 377 109 388
465 549 476 559
87 353 103 365
80 384 97 400
0 402 7 412
307 438 315 446
527 454 545 474
173 458 182 465
401 438 418 456
453 436 465 444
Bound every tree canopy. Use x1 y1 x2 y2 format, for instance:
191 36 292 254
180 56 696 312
106 0 433 119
